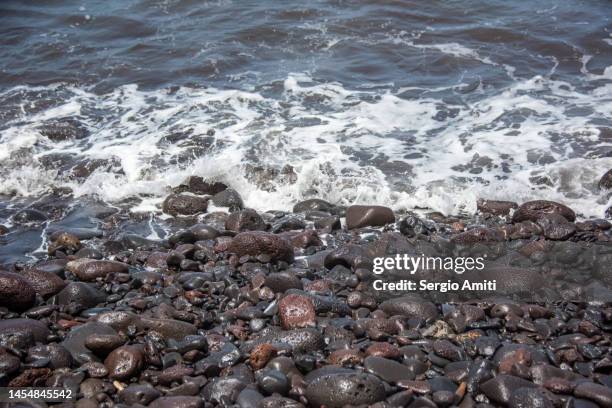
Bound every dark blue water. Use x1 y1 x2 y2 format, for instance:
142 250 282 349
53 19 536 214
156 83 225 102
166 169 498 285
2 0 610 91
0 0 611 222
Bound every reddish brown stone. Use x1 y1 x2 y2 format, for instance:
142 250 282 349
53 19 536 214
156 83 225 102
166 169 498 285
278 293 316 329
8 368 51 387
250 343 277 370
498 348 532 375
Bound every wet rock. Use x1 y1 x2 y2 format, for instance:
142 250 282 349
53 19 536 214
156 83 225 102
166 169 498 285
176 176 227 195
250 343 278 370
305 369 386 407
66 258 129 281
81 361 108 378
158 364 194 385
0 271 36 311
225 209 266 232
119 383 162 405
104 345 144 380
21 268 66 298
508 387 555 408
140 318 197 341
228 231 294 263
8 367 51 387
328 349 364 366
27 344 72 369
260 396 305 408
346 205 395 229
0 319 50 347
512 200 576 223
162 193 208 216
62 322 118 364
264 271 303 293
364 356 416 383
433 340 467 362
293 199 338 214
379 295 439 322
84 333 125 356
149 396 205 408
11 209 48 224
433 390 455 407
536 213 576 240
0 225 8 235
451 227 504 244
271 215 306 233
278 294 316 329
237 388 264 408
212 188 244 211
244 328 323 354
48 232 81 255
477 199 518 217
286 229 323 249
203 377 246 404
257 369 290 395
480 375 537 405
573 382 612 407
0 349 20 377
39 118 88 141
56 282 106 308
324 244 373 270
314 216 341 230
285 289 351 315
599 169 612 190
366 342 400 359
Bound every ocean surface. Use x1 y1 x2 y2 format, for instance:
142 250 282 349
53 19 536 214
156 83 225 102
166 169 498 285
1 0 611 218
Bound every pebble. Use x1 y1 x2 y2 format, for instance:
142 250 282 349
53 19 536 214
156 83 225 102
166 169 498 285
305 370 386 407
278 294 316 329
104 345 145 380
66 259 129 281
364 356 416 383
480 375 537 405
228 231 294 262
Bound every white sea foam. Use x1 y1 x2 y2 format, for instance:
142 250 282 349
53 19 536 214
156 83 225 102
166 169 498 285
0 68 611 218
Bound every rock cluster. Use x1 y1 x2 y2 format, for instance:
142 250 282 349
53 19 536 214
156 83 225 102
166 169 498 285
0 179 610 407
